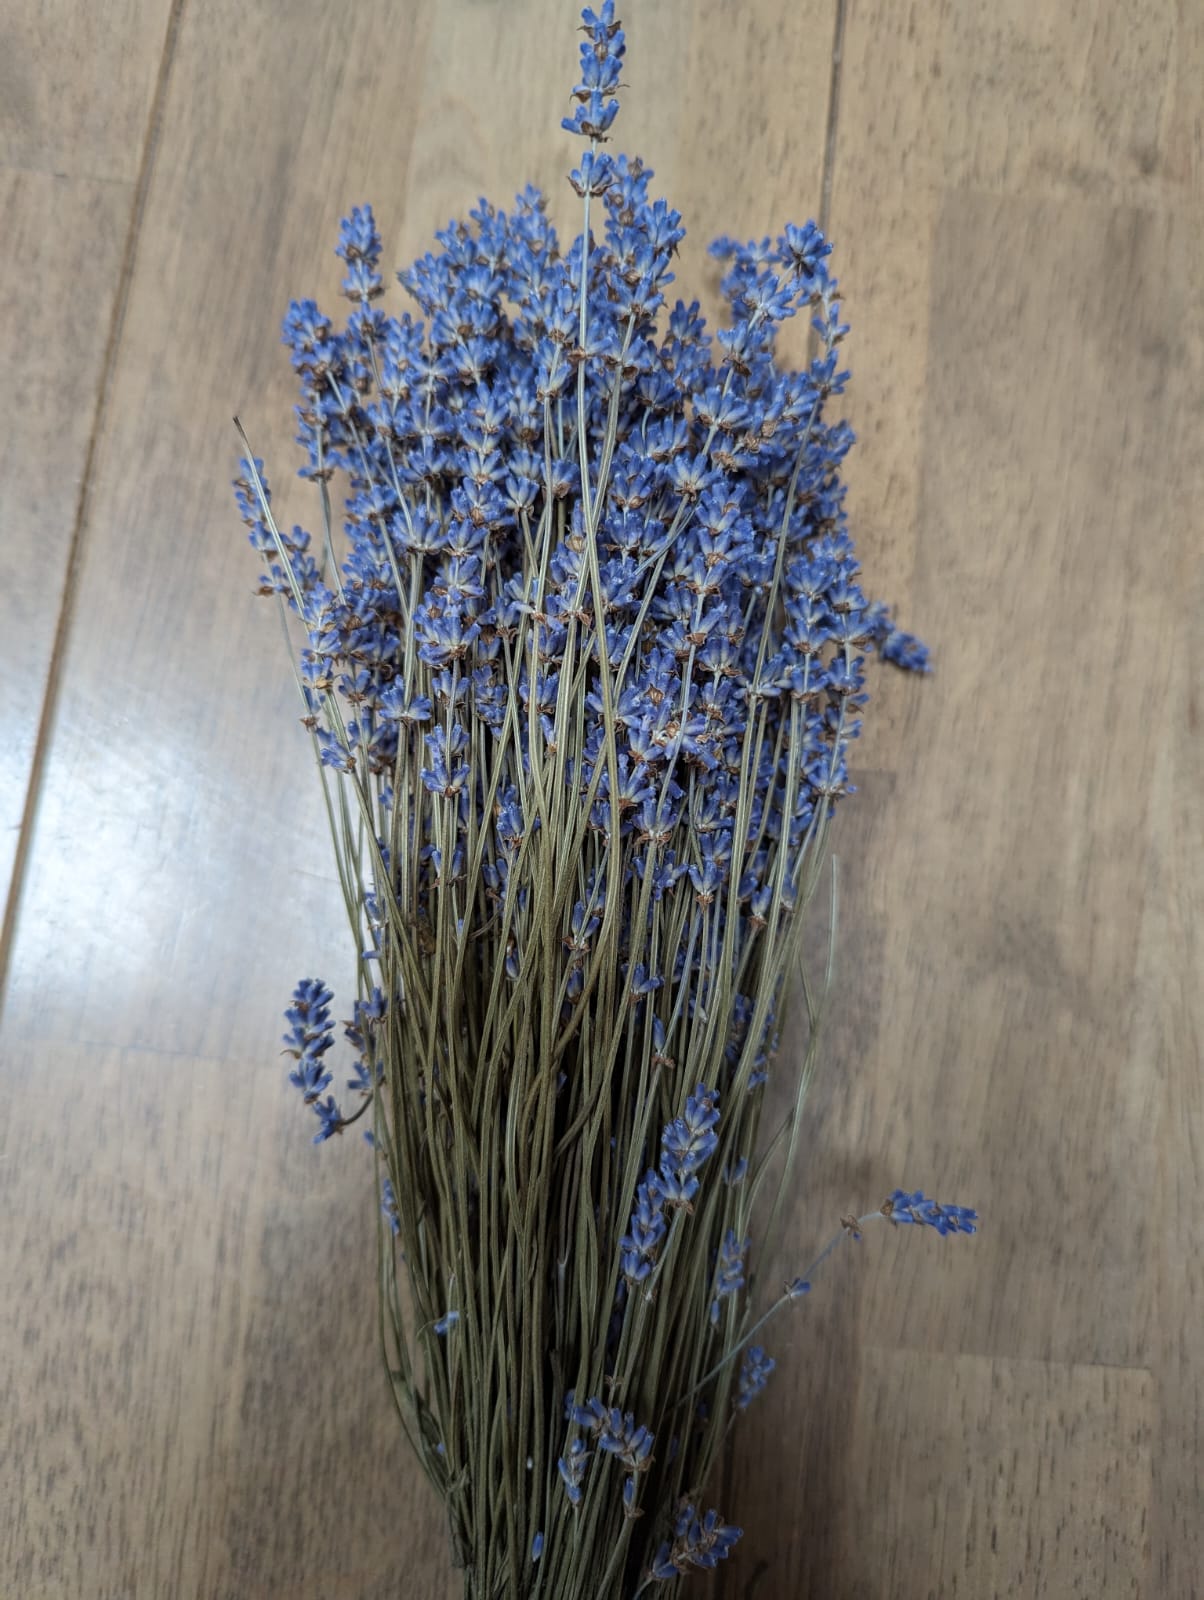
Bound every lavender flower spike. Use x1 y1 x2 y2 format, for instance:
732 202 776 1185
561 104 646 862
735 1345 776 1410
650 1505 742 1579
557 1439 590 1507
883 1190 978 1235
709 1230 749 1324
660 1084 721 1197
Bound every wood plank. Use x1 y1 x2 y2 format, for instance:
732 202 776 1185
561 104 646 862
0 1042 455 1599
727 1342 1155 1598
851 1351 1152 1598
865 190 1196 1369
721 162 1201 1600
0 171 131 912
824 0 1203 760
937 0 1202 205
1 0 175 914
0 1 456 1593
0 0 173 181
0 0 442 1059
713 3 1201 1592
726 1345 1156 1598
1146 571 1203 1597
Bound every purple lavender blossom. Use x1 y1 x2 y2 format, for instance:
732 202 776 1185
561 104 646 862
709 1229 749 1324
620 1083 722 1285
380 1177 401 1236
884 1190 978 1235
557 1438 590 1507
735 1345 776 1410
650 1504 742 1579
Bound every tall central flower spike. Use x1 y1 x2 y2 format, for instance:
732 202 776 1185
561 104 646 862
233 7 964 1598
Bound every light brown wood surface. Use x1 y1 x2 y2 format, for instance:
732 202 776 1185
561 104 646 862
1 2 1199 1597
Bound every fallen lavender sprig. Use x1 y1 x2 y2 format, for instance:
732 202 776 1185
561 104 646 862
232 5 970 1595
675 1191 979 1416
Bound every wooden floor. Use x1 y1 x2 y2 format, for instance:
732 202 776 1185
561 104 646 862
2 2 1200 1596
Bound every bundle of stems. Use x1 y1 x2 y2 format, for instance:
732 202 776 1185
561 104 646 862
233 8 973 1596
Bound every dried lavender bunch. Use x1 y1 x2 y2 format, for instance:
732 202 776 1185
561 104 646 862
233 8 974 1596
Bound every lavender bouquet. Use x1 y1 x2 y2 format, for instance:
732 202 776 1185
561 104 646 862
233 7 974 1595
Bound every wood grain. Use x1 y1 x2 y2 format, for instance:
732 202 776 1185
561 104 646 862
721 3 1202 1596
1146 560 1203 1597
0 0 173 181
0 2 456 1595
855 1351 1154 1598
0 0 174 914
0 172 129 905
2 1 1201 1597
0 1041 455 1599
813 0 1203 766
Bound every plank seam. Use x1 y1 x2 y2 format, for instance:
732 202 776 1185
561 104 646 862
819 0 847 239
0 0 190 1011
